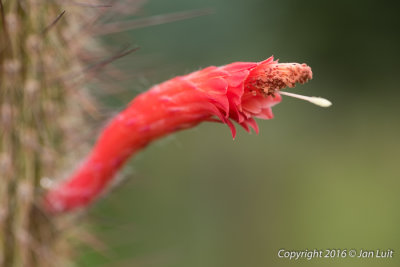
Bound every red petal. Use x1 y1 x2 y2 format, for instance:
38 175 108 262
246 118 259 134
259 56 276 65
196 77 228 95
226 119 237 139
223 62 258 72
239 121 250 133
256 108 274 119
190 67 228 81
270 93 282 106
241 97 263 114
228 102 245 123
225 70 250 87
208 94 229 117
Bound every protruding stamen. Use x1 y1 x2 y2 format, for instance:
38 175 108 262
279 91 332 108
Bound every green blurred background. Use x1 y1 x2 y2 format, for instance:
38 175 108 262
79 0 400 266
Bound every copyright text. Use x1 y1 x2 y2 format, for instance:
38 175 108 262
277 249 394 260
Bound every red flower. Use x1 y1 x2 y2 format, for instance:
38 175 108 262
44 56 314 213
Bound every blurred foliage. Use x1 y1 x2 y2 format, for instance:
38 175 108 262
79 0 400 266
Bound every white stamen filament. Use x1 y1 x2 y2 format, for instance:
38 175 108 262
279 91 332 108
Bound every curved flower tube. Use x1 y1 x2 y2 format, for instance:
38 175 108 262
44 56 313 213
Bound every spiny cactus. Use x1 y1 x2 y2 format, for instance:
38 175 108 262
0 1 215 265
0 1 94 266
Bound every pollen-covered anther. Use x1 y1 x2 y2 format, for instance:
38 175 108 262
246 61 313 96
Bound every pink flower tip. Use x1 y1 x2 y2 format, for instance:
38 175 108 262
215 56 313 138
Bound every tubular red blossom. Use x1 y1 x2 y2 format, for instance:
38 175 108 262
44 56 312 213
